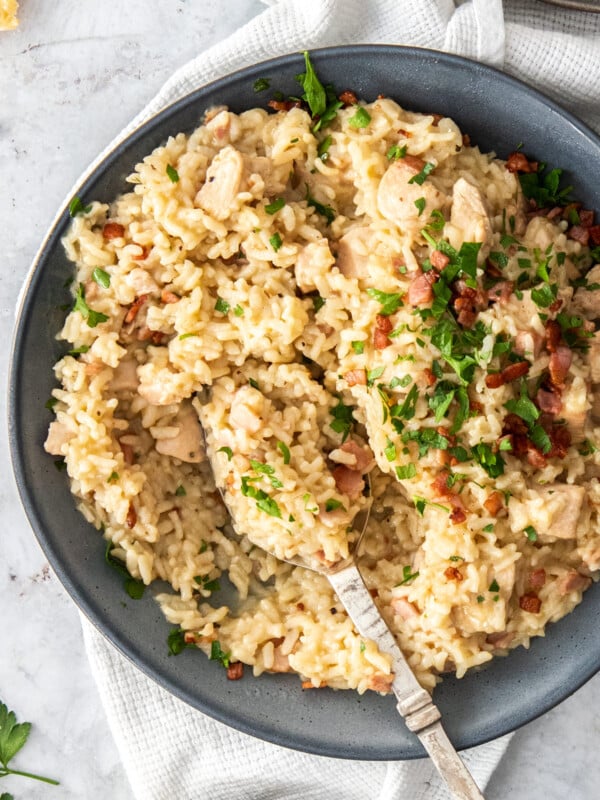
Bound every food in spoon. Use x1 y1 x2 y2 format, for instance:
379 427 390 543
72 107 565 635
45 54 600 692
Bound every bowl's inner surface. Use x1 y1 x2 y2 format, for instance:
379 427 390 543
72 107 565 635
9 46 600 759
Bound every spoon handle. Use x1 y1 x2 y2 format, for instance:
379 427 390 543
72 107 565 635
328 565 485 800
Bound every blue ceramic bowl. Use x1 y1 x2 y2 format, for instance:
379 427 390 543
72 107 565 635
9 45 600 759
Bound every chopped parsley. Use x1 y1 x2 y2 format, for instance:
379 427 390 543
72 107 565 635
175 485 186 497
366 288 404 316
233 304 244 317
296 50 327 118
348 106 371 129
269 232 283 252
413 496 450 516
396 565 420 586
210 640 231 668
277 441 291 464
482 524 495 533
214 297 230 314
395 463 417 480
488 579 500 593
531 282 558 308
217 446 233 460
167 627 192 656
317 134 333 161
351 340 365 354
92 267 111 288
249 459 283 489
402 427 449 457
330 397 355 442
305 187 335 224
166 164 180 183
265 198 285 214
471 442 505 478
387 144 407 161
524 525 538 542
408 162 435 185
253 77 271 92
194 575 221 593
105 539 145 600
73 283 109 328
366 366 385 386
414 197 426 216
518 164 572 209
240 476 282 518
325 498 345 512
312 295 326 312
68 196 92 217
384 437 397 462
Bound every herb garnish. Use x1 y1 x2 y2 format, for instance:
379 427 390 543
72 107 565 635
265 198 285 214
0 702 59 787
518 163 572 209
305 187 335 224
214 297 230 314
387 144 407 161
68 196 91 217
408 162 435 185
396 565 420 586
210 640 231 668
330 397 355 442
105 540 145 599
194 575 221 593
92 267 111 288
166 164 180 183
348 106 371 129
241 476 282 518
366 288 404 316
296 50 327 118
167 627 192 656
253 77 271 92
325 498 345 512
73 283 109 328
217 446 233 460
269 232 283 251
524 525 538 542
277 441 291 464
395 463 417 479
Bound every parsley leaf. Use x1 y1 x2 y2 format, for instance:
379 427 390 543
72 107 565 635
265 198 285 215
396 463 417 479
366 288 404 316
387 144 407 161
269 232 283 252
0 702 59 786
348 106 371 129
240 476 282 518
253 77 271 92
396 565 420 585
518 165 572 209
296 51 327 118
330 397 355 442
92 267 111 288
408 162 435 185
104 540 145 600
68 196 91 217
167 627 192 656
73 283 109 328
166 164 180 183
305 187 335 224
471 443 505 478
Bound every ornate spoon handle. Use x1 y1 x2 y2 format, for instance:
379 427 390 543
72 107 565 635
328 565 486 800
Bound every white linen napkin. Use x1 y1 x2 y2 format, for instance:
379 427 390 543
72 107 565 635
79 1 600 798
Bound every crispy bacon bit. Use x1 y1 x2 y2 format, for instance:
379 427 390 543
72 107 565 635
119 441 135 465
267 99 302 112
422 367 437 387
502 361 531 383
431 471 452 498
470 400 484 415
369 588 379 598
301 680 323 689
526 446 548 469
579 209 594 227
431 113 443 126
124 294 148 325
528 568 546 590
589 225 600 246
450 506 467 524
462 134 471 147
339 89 358 106
504 413 529 436
374 314 393 349
126 503 137 529
344 368 367 386
519 593 541 613
536 387 562 415
150 331 167 345
483 491 504 516
549 345 573 387
367 673 394 694
544 319 562 353
332 465 364 499
485 373 504 389
568 225 590 246
403 154 426 172
407 271 438 306
430 249 450 271
506 152 539 174
453 284 488 328
296 602 305 611
487 281 514 305
546 421 571 459
161 289 180 304
103 222 125 240
132 245 150 261
444 566 464 581
227 662 244 681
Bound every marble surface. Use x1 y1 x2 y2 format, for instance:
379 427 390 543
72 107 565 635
2 2 600 798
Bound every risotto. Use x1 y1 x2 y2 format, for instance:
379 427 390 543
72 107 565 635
45 59 600 693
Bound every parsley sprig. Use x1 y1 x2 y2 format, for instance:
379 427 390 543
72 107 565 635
0 702 59 787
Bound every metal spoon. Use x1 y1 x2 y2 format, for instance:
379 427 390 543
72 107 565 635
202 441 485 799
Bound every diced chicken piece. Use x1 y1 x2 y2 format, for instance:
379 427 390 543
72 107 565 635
196 146 245 220
450 177 492 247
294 240 335 293
270 646 291 673
205 108 241 144
557 571 591 595
245 155 287 195
510 484 586 541
572 264 600 319
336 226 373 280
229 386 265 434
124 268 159 297
155 402 205 463
44 420 73 456
109 357 139 394
377 157 446 234
391 597 420 620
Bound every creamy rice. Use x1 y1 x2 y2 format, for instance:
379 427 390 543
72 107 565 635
45 84 600 693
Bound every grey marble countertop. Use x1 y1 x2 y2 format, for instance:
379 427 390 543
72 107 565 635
2 2 600 798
